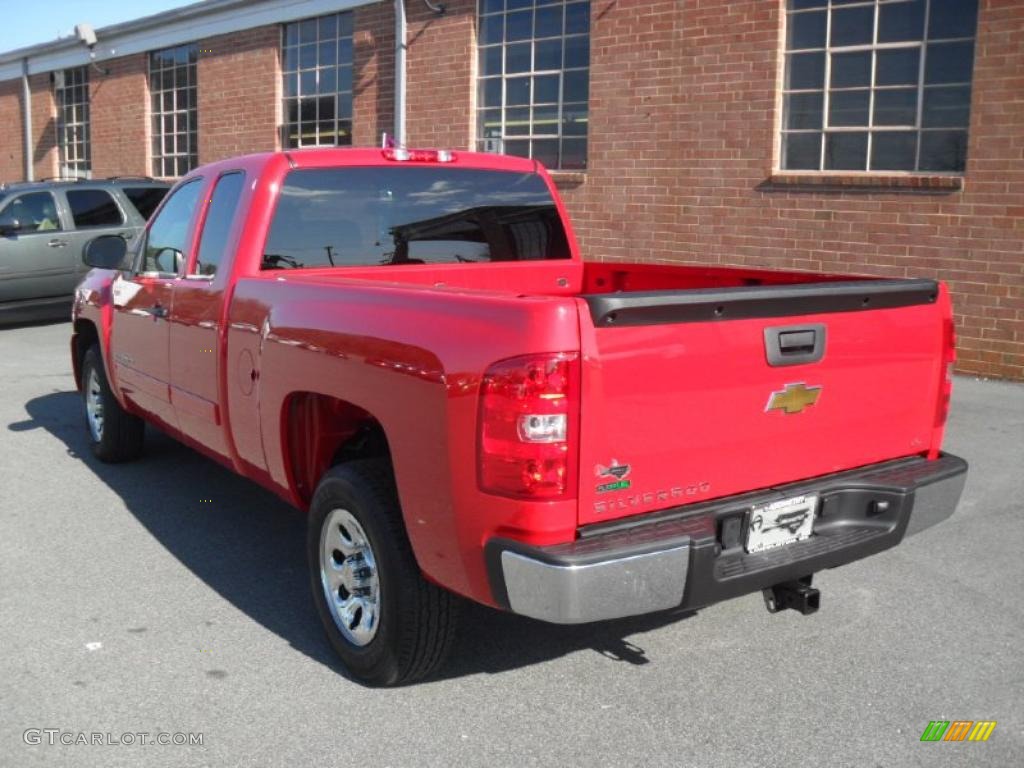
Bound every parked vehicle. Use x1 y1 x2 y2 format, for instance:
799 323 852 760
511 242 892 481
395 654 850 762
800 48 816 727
0 177 169 323
71 148 967 685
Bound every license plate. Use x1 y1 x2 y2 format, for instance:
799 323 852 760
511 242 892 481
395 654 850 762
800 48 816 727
745 494 818 554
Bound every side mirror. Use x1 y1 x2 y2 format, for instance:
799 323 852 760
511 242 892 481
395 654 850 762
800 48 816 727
83 234 129 270
0 217 21 236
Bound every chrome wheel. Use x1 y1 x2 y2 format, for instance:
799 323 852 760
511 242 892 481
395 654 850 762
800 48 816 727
85 367 104 442
319 508 380 646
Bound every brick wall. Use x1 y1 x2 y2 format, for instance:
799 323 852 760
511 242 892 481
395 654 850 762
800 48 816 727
557 0 1024 379
405 0 476 149
0 74 59 182
90 54 150 178
0 79 21 181
956 0 1024 377
197 27 281 164
0 0 1019 376
353 2 395 147
556 0 683 267
28 74 57 179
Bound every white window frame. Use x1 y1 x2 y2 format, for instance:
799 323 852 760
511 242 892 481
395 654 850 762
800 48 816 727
780 0 977 173
281 12 355 149
150 44 199 178
54 67 91 179
476 0 590 171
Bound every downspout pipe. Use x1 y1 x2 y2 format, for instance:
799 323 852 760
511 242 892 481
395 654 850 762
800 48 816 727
21 57 33 182
394 0 406 147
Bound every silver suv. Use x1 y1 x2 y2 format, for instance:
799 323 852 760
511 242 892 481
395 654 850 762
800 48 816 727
0 177 170 323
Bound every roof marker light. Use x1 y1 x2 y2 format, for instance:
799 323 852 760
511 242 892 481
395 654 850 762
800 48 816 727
381 148 456 163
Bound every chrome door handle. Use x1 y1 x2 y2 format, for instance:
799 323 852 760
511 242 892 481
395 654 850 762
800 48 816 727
144 305 169 319
47 239 67 248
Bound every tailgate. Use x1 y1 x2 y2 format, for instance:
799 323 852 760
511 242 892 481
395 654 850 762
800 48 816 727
575 279 948 525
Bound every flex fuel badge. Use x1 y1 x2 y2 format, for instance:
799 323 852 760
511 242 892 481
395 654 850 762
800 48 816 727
595 460 632 493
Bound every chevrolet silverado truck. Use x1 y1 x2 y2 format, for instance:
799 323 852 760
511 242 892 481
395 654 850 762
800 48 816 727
71 148 967 686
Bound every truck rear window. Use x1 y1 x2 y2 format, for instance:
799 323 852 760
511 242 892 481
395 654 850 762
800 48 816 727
262 167 570 269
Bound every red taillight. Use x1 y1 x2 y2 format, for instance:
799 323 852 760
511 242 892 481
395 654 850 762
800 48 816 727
938 317 956 423
381 148 455 162
929 315 956 458
478 352 579 500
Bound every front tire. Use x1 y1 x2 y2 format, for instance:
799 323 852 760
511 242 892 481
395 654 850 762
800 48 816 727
81 345 144 462
308 460 458 686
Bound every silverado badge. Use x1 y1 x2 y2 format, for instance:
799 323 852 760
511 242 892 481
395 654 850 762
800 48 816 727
765 382 822 415
595 460 632 493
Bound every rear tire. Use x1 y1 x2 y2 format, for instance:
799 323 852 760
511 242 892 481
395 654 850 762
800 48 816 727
81 345 145 463
308 459 458 686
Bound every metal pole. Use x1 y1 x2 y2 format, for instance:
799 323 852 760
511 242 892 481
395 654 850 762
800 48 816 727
21 58 33 181
394 0 406 147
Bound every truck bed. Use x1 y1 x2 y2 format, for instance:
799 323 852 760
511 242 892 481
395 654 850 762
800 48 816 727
255 259 951 528
264 260 852 298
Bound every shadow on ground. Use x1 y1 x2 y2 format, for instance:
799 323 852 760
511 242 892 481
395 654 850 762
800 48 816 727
10 390 696 683
0 314 71 330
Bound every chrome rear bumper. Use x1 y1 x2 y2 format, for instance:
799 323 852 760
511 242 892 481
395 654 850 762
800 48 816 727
489 454 967 624
500 547 690 624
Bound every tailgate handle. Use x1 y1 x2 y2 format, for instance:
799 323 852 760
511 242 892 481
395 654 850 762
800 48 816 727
765 324 826 367
779 330 816 353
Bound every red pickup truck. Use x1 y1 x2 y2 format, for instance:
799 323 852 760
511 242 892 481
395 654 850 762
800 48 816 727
72 148 967 685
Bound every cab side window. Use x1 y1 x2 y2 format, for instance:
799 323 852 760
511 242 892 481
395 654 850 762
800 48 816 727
141 179 202 274
194 172 245 277
0 192 62 234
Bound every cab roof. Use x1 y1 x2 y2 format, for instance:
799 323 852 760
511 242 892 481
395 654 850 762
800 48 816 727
179 147 543 180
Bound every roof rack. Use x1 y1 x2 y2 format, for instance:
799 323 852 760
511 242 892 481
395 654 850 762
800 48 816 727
0 176 89 189
0 175 167 192
0 180 39 191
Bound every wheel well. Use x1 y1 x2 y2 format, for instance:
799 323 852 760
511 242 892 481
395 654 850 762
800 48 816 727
283 392 391 507
72 319 100 390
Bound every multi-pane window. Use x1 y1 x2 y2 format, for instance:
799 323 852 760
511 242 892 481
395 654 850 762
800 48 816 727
282 13 354 148
55 67 91 179
477 0 590 170
781 0 979 173
150 44 198 178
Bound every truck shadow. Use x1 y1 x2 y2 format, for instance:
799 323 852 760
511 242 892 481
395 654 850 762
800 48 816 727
11 390 696 683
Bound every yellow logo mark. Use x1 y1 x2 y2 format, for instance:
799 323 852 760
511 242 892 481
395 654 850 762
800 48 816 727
968 721 997 742
765 382 822 415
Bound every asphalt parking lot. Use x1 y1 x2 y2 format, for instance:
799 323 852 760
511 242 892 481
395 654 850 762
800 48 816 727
1 319 1021 768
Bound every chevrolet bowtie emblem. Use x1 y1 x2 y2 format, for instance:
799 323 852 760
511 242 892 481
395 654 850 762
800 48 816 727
766 382 822 414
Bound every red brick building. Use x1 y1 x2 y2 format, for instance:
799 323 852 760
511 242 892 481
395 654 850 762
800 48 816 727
0 0 1020 377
